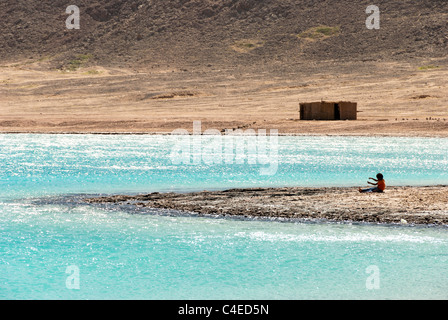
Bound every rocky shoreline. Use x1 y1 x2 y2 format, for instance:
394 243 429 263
84 186 448 226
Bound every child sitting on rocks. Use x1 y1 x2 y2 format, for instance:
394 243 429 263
359 173 386 193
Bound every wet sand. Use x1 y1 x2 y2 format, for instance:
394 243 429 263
85 186 448 226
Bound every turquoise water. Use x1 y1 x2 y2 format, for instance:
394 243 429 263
1 134 447 299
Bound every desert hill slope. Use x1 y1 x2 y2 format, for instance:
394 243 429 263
1 0 447 69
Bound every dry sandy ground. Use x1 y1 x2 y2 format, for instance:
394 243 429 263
86 186 448 225
1 59 448 136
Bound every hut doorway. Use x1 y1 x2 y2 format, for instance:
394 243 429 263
334 103 341 120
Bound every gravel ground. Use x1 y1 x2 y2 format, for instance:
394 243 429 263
85 186 448 225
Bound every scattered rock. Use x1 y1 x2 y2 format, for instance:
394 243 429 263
86 186 448 225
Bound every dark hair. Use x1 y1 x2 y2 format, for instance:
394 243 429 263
376 173 383 180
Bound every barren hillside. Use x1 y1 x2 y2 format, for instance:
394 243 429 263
1 0 447 70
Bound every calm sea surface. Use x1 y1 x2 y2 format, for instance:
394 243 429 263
1 134 447 299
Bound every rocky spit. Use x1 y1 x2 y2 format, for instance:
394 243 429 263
85 186 448 226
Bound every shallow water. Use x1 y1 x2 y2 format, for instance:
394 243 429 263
1 134 447 299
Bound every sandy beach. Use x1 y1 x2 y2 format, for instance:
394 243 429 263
85 186 448 226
